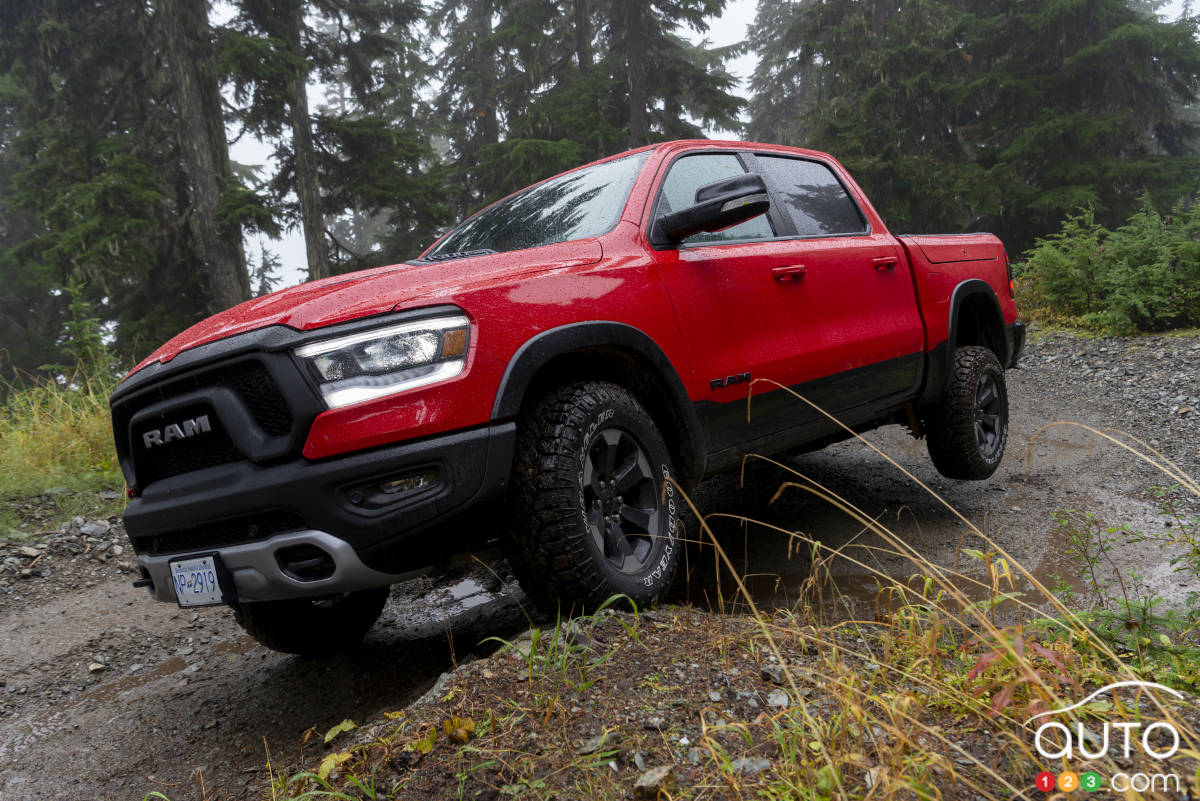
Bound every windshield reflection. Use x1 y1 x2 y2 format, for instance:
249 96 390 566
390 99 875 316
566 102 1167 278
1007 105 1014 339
426 153 649 258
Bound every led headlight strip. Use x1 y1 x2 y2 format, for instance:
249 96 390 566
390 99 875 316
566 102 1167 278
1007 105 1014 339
294 314 470 408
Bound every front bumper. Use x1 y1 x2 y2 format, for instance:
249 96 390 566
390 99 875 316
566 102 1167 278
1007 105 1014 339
126 422 515 603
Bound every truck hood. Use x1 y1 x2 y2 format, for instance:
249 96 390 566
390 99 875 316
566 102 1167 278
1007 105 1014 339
129 241 603 375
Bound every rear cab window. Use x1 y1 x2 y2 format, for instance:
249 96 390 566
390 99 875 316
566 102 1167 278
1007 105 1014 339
754 154 868 237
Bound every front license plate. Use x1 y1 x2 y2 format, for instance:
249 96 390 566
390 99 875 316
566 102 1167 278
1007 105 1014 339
169 555 226 607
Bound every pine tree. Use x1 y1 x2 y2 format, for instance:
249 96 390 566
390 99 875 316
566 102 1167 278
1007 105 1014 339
746 0 975 234
223 0 437 275
744 0 1200 251
0 0 245 372
435 0 743 214
158 0 252 308
963 0 1200 245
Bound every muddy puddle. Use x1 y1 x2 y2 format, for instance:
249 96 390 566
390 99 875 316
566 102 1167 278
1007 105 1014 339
679 418 1198 623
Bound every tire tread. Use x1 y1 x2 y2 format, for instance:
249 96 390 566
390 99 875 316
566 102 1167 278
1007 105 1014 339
507 381 677 611
925 346 1008 480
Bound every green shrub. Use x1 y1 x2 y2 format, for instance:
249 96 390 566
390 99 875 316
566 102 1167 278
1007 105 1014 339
1020 194 1200 333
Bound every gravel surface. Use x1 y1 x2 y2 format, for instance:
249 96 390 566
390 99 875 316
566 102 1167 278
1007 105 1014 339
1020 331 1200 466
1 329 1197 800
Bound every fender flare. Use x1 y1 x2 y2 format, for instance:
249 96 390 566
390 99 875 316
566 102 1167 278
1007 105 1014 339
491 321 706 480
921 280 1007 404
946 278 1007 367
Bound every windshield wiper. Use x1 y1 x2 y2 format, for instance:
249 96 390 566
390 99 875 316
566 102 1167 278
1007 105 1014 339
416 248 498 263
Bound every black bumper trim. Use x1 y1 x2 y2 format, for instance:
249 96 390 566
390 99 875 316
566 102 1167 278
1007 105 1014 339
1006 321 1026 368
123 422 515 575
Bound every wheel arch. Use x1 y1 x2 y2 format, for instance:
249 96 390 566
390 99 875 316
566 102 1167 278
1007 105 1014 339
947 280 1008 366
920 280 1009 406
492 322 705 485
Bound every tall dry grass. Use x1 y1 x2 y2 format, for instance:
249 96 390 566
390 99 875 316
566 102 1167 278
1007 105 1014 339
0 371 122 499
673 381 1200 799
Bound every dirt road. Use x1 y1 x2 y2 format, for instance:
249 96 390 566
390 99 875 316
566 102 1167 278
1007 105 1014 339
1 331 1197 801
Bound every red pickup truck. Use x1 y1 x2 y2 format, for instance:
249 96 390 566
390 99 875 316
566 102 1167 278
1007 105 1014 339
110 140 1022 654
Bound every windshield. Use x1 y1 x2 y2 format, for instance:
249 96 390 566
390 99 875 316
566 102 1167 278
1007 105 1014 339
425 152 649 258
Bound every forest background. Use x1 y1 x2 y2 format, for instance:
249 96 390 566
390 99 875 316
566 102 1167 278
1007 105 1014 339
3 0 1200 379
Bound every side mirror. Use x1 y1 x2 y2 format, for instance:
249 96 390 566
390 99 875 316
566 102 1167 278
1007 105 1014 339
654 173 771 245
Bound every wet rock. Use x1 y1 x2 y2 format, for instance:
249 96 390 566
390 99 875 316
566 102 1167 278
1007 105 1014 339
766 689 789 709
575 732 613 755
707 689 722 702
415 671 455 705
731 756 772 776
761 663 786 684
79 522 109 537
633 766 676 800
686 747 702 764
87 663 106 674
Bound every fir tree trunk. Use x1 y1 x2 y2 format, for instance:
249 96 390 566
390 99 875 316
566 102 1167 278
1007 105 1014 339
473 4 500 147
574 0 592 73
283 0 330 281
157 0 250 311
625 0 648 147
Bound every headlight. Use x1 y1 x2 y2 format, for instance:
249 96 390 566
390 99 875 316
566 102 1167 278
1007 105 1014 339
294 314 470 408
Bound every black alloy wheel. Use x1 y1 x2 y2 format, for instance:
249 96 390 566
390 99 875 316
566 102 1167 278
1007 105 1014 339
582 427 661 575
924 345 1010 480
973 369 1005 461
505 381 683 610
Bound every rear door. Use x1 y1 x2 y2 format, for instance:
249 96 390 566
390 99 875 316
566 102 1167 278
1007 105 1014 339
651 150 925 455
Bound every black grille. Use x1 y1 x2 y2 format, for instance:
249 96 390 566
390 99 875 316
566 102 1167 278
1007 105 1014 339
131 403 243 483
223 362 293 437
133 510 308 555
130 360 292 437
115 358 296 488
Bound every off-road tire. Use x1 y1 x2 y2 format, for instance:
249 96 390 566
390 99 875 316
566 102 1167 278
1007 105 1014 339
232 586 390 656
506 381 683 611
924 345 1009 480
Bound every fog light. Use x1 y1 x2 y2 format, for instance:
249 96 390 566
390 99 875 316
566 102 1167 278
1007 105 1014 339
380 471 436 495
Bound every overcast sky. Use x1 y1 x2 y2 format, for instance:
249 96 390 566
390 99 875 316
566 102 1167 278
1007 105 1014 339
235 0 1186 289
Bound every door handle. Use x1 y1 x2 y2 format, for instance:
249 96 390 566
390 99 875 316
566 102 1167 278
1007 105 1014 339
772 264 807 282
872 256 899 271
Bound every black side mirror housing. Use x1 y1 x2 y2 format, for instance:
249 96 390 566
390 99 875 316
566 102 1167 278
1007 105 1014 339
654 173 771 246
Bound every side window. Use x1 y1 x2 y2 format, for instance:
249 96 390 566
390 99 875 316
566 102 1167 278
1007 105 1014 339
658 154 774 244
757 156 867 237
